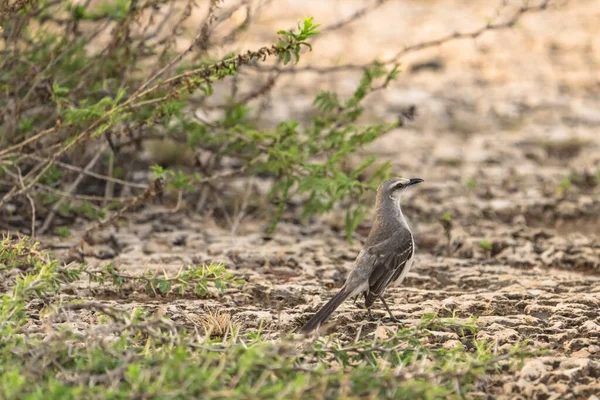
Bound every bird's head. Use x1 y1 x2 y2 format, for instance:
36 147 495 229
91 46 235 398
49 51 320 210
378 177 424 203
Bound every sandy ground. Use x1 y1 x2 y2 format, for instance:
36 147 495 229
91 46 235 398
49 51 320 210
39 0 600 398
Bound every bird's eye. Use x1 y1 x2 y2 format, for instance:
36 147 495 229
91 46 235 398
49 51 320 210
392 183 405 191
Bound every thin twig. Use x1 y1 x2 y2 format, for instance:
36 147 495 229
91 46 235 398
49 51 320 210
231 177 254 237
252 0 553 75
15 166 36 237
38 146 106 235
132 0 221 97
103 150 115 206
21 154 147 189
80 178 163 243
316 0 388 37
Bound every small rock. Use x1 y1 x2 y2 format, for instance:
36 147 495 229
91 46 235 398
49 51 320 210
142 241 171 254
502 381 518 394
428 330 460 342
443 339 462 350
571 349 590 358
111 233 140 250
558 358 596 382
234 310 273 328
547 382 569 396
522 382 550 398
374 326 395 340
172 234 188 246
465 392 488 400
84 245 116 259
518 359 549 381
477 325 519 345
85 230 113 245
581 320 600 333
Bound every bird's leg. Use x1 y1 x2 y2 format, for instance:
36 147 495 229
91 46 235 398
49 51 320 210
367 308 376 321
352 295 365 309
365 293 376 320
378 295 399 324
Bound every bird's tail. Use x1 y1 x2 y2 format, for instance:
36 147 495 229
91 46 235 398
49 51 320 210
299 287 352 334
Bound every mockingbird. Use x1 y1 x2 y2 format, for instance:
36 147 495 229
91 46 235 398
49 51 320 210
299 177 423 334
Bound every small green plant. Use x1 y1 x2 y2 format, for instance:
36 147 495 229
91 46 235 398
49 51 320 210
557 176 572 195
479 240 492 251
465 178 478 191
439 211 453 256
73 201 106 220
419 312 479 337
54 226 71 238
440 211 452 224
72 262 244 297
38 165 63 185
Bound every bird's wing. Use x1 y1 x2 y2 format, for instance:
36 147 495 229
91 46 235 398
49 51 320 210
364 228 414 307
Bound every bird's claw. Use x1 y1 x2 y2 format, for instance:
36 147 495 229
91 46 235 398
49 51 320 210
385 317 403 325
367 309 376 321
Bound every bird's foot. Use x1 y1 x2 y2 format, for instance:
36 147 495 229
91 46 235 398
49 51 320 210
382 316 404 327
366 314 403 326
378 295 402 325
367 309 376 321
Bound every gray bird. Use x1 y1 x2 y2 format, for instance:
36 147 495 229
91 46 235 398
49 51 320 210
299 177 423 334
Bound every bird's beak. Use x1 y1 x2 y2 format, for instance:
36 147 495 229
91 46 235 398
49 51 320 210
408 178 424 186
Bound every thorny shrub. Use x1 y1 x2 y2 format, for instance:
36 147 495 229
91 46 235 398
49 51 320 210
0 0 404 241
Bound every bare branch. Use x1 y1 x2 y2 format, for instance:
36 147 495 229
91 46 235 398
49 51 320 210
252 0 553 74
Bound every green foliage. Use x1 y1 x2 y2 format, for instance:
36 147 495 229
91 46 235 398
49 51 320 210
79 262 243 297
440 211 452 223
0 319 528 399
82 0 132 21
262 64 398 237
38 165 63 185
465 178 478 191
419 312 479 337
277 17 321 64
73 201 106 220
155 63 398 240
557 176 572 195
55 227 71 238
479 240 492 251
1 1 398 241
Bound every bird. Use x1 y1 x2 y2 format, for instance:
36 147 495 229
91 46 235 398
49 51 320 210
298 177 424 334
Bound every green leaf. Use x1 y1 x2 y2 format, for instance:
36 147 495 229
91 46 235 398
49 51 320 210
157 280 171 294
479 240 492 251
441 211 452 223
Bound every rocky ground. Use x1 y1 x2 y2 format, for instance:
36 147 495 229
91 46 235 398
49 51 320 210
34 0 600 398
